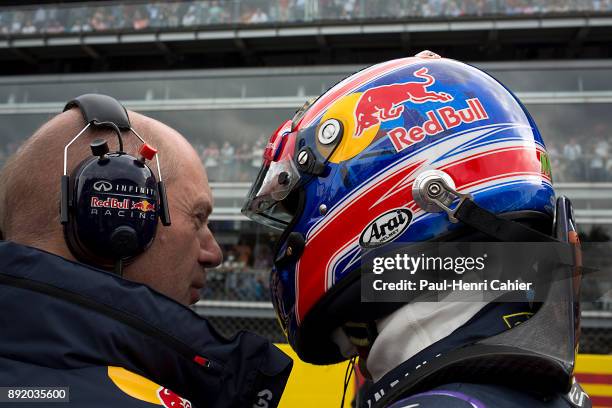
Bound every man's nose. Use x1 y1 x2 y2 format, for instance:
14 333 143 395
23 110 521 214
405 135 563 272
199 228 223 268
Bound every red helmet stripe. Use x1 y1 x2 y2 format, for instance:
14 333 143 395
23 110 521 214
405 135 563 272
295 145 547 324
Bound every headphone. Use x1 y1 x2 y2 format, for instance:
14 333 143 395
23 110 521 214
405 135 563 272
60 94 171 274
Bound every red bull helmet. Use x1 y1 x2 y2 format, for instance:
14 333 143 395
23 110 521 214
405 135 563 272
243 51 557 364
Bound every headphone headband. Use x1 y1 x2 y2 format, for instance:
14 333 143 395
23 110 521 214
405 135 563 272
64 93 131 130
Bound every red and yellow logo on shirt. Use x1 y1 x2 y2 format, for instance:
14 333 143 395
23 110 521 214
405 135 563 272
107 366 192 407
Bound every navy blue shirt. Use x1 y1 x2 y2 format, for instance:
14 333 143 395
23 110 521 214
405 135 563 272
0 241 292 408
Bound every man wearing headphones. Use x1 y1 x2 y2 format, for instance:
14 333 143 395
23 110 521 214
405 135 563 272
0 95 292 408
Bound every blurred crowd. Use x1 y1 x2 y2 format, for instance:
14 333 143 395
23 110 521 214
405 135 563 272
193 139 265 183
1 0 612 36
0 132 610 184
548 127 612 182
191 134 612 184
202 240 274 301
203 269 271 301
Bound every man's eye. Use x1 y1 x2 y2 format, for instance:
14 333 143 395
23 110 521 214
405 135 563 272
194 213 208 228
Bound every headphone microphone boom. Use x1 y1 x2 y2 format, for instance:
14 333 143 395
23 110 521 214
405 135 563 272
60 94 171 274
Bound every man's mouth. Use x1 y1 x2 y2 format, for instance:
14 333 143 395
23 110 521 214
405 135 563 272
189 268 207 304
190 279 205 304
190 286 202 304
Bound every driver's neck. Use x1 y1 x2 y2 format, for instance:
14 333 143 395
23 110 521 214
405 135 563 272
366 300 487 382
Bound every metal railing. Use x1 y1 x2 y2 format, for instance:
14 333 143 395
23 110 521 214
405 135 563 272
0 0 611 38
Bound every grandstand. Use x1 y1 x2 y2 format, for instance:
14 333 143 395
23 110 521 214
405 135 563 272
0 0 610 357
0 0 612 73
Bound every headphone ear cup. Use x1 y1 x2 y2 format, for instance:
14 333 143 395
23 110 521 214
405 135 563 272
110 226 139 259
64 152 159 271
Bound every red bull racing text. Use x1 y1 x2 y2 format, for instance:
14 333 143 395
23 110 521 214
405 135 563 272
90 196 157 220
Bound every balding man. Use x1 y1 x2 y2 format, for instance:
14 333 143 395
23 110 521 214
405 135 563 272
0 95 292 408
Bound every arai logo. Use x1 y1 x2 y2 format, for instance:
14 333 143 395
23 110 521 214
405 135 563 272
359 208 412 248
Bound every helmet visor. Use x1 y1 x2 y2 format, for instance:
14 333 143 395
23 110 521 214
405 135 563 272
242 120 301 230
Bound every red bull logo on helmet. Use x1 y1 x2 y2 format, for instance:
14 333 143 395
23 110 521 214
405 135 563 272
354 67 453 137
388 98 489 152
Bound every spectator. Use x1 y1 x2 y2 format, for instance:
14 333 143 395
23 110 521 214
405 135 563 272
81 18 93 32
193 142 206 160
234 239 253 267
207 1 226 24
251 139 265 178
254 275 266 301
203 141 220 166
236 142 252 181
220 141 235 181
254 245 272 269
223 252 239 298
249 8 268 24
182 5 199 26
293 0 306 20
105 6 121 30
21 19 36 35
133 9 150 30
90 8 108 31
563 137 583 181
237 272 254 299
147 3 163 28
10 11 24 34
45 19 65 34
71 18 92 33
202 142 220 181
193 1 211 24
70 19 82 33
0 14 9 35
165 3 181 27
279 0 290 21
341 0 357 19
32 7 46 31
590 134 610 182
240 6 254 24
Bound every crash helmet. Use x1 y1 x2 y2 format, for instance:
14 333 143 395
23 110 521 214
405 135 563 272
243 51 555 364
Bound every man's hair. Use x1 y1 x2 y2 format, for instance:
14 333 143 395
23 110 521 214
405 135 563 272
0 108 178 247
